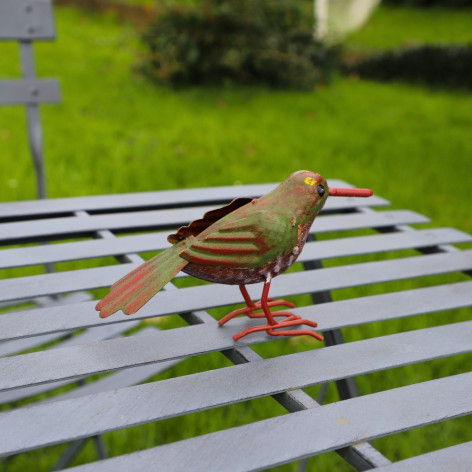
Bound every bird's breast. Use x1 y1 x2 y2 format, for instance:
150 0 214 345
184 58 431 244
182 219 312 286
182 249 300 285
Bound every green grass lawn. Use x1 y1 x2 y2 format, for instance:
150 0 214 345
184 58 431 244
345 4 472 51
1 4 471 471
1 6 471 234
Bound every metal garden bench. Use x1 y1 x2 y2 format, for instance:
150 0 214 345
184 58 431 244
0 181 471 471
1 1 471 471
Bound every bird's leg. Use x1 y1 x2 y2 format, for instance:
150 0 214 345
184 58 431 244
232 279 324 342
218 284 295 326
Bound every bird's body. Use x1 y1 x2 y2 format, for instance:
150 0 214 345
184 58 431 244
96 170 373 341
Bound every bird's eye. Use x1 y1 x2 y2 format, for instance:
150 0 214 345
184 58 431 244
316 184 325 197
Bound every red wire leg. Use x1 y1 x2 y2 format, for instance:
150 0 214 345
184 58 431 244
218 284 295 326
232 280 324 342
233 318 324 342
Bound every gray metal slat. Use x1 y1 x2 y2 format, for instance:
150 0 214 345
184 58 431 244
0 291 92 312
0 179 358 219
0 264 128 303
0 184 277 219
0 321 470 456
299 227 471 261
0 270 471 345
0 327 175 405
0 245 471 305
0 233 169 269
374 442 472 472
0 324 145 404
0 79 60 105
45 322 140 349
1 267 472 392
0 318 137 358
0 332 65 357
0 245 472 306
1 225 464 270
38 360 180 405
0 206 216 243
0 0 55 40
60 372 472 472
0 196 389 243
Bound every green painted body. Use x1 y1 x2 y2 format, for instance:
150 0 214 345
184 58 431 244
96 170 329 318
175 170 328 267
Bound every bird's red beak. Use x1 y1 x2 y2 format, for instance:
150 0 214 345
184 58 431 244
329 187 373 197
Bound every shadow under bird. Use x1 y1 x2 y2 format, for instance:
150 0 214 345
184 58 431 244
96 170 373 341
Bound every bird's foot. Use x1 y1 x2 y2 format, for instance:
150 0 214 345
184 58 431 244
233 315 324 342
218 298 295 325
220 283 323 342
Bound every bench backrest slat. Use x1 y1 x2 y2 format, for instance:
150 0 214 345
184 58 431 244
0 0 55 40
0 78 60 105
0 0 58 198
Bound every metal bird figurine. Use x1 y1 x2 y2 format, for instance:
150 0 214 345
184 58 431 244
96 171 373 341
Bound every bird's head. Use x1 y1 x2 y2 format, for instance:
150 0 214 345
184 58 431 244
270 170 373 224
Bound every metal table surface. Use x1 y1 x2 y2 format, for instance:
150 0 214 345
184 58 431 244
0 179 471 471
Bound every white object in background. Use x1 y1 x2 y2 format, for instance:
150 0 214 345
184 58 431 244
314 0 381 41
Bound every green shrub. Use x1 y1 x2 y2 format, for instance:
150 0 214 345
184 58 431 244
140 0 340 89
351 44 472 91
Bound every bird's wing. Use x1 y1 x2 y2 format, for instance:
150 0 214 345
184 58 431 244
179 210 296 268
167 197 253 244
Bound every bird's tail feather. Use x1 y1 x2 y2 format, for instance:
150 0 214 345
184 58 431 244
96 242 189 318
